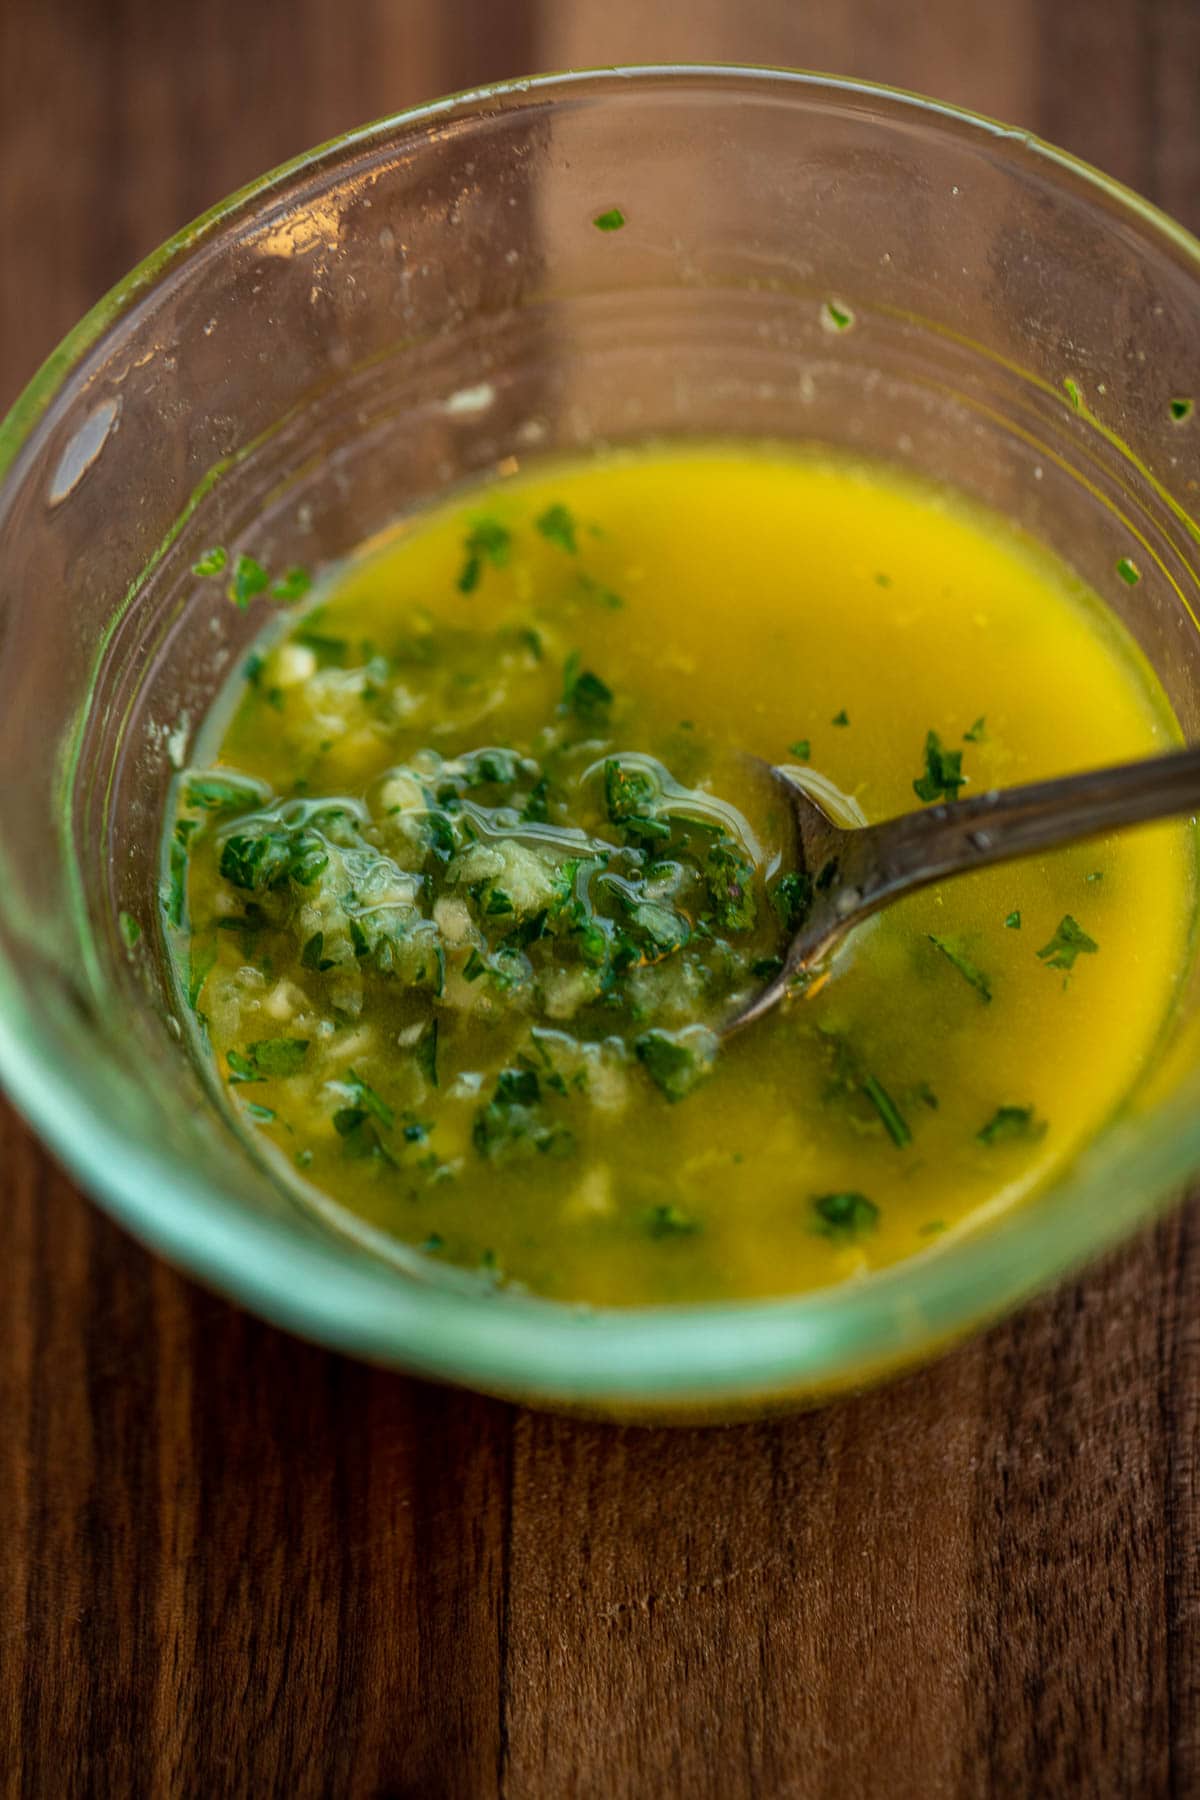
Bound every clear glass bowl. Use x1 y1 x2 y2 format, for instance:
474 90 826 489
2 66 1200 1420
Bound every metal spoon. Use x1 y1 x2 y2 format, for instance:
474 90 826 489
726 744 1200 1034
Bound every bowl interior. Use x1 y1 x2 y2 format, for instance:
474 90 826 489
2 68 1200 1413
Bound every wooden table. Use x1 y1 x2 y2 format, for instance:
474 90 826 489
3 3 1199 1793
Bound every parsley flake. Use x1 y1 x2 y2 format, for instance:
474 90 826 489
635 1029 715 1103
228 553 269 609
248 1038 310 1077
646 1204 700 1238
192 546 227 577
976 1104 1046 1146
536 503 577 553
928 934 992 1002
1171 397 1194 423
270 565 312 602
862 1076 912 1148
788 740 811 761
821 300 855 332
963 716 987 743
1036 914 1098 970
1116 556 1141 585
913 730 965 803
593 207 626 232
457 518 511 593
812 1191 878 1241
1004 910 1021 930
562 653 612 725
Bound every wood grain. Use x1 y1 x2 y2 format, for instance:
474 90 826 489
3 2 1200 1796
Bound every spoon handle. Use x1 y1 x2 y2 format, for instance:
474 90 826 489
858 742 1200 899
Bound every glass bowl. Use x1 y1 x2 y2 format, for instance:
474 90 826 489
2 66 1200 1421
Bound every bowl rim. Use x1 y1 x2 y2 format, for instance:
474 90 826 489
3 62 1200 1406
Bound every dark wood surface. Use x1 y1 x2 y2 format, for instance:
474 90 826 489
3 3 1200 1794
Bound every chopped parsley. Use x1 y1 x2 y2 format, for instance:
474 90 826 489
831 709 850 727
646 1204 700 1238
593 207 626 231
1036 914 1098 971
913 730 965 803
250 1038 310 1077
229 553 269 609
1116 556 1141 586
963 716 987 743
536 503 577 553
976 1104 1046 1146
187 941 216 1010
162 819 197 928
118 911 141 950
334 1066 394 1133
927 934 992 1002
562 653 613 725
604 757 658 825
270 565 311 602
811 1191 878 1241
861 1076 912 1148
788 740 811 760
183 773 263 814
821 300 855 332
457 518 512 593
227 1037 309 1084
472 1068 574 1162
415 1018 439 1087
771 870 814 934
1004 911 1021 930
704 842 757 933
192 546 228 577
1063 376 1083 410
635 1030 715 1103
1171 397 1194 423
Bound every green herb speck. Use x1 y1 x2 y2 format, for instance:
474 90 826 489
248 1037 310 1077
788 740 811 760
646 1203 700 1238
457 518 512 594
536 503 577 553
976 1104 1046 1146
635 1030 714 1103
1004 910 1021 930
1171 397 1194 423
963 716 987 743
1116 556 1141 586
822 299 855 332
228 553 269 609
270 565 312 603
562 652 613 726
812 1191 878 1241
1036 914 1098 971
928 934 992 1002
593 207 626 232
192 546 227 577
913 730 965 803
862 1075 912 1148
118 910 141 950
1063 376 1083 410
